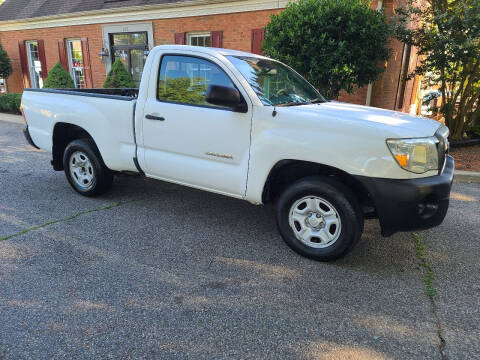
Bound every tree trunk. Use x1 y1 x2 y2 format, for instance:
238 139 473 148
472 101 480 127
452 113 466 140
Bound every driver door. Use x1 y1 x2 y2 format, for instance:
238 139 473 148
140 53 252 197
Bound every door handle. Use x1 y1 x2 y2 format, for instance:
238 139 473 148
145 114 165 121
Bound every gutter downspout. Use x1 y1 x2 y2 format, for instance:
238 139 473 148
366 0 383 106
394 43 410 110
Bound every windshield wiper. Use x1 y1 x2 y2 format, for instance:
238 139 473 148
310 98 326 104
276 101 311 107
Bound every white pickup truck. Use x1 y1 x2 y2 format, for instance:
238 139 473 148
21 45 454 261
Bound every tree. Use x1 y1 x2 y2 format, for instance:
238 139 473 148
262 0 391 99
43 62 75 89
393 0 480 140
0 42 12 81
103 59 136 88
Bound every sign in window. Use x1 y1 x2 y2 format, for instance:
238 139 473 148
66 39 86 88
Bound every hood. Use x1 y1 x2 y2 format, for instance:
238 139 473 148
281 101 441 138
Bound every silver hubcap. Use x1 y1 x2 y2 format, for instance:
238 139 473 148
288 196 341 248
69 151 95 190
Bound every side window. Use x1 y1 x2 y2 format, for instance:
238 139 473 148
157 55 235 108
66 39 86 89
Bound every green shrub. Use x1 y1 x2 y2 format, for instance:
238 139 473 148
103 59 136 88
0 93 22 114
0 42 12 80
43 62 75 89
263 0 391 99
469 125 480 138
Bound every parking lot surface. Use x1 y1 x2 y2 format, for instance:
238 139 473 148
0 120 479 359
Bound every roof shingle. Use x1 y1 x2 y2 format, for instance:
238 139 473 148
0 0 181 22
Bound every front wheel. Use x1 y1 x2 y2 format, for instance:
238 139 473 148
276 176 363 261
63 138 113 196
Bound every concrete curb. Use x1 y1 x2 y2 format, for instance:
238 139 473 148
454 170 480 183
0 113 23 125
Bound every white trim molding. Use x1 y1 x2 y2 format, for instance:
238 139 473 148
0 0 290 32
365 0 384 106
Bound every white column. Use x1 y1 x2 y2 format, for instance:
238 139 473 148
365 0 384 107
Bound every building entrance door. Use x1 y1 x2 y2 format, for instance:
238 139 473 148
110 32 148 86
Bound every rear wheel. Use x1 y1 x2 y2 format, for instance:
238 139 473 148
276 176 363 261
63 138 113 196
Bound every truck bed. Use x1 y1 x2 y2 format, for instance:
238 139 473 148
22 87 139 173
25 88 139 100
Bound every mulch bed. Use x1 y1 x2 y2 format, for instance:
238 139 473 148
450 144 480 172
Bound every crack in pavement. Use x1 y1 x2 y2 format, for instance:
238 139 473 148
0 200 136 242
412 232 446 360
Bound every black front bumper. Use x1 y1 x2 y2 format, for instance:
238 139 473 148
23 125 39 149
356 155 454 236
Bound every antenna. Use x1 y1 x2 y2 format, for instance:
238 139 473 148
272 105 277 117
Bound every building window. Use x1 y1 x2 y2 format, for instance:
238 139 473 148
66 39 86 88
110 32 148 86
0 78 5 93
26 40 43 88
187 33 211 47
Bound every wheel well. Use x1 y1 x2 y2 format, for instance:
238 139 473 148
51 123 94 171
262 160 376 216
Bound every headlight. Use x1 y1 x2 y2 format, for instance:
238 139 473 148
387 137 438 173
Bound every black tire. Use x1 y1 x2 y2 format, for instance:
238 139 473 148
63 138 113 197
276 176 363 261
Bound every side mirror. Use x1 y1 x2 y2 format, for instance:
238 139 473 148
206 85 247 112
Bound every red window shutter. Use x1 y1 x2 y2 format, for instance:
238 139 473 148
58 39 68 71
18 41 31 88
251 28 265 55
37 40 48 82
211 31 223 48
80 38 93 88
174 33 185 45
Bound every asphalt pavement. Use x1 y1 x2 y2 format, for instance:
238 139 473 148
0 119 479 359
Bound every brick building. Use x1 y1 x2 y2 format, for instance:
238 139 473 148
0 0 422 113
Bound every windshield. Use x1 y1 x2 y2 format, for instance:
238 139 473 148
227 56 325 106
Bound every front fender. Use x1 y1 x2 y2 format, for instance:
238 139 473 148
244 105 436 203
